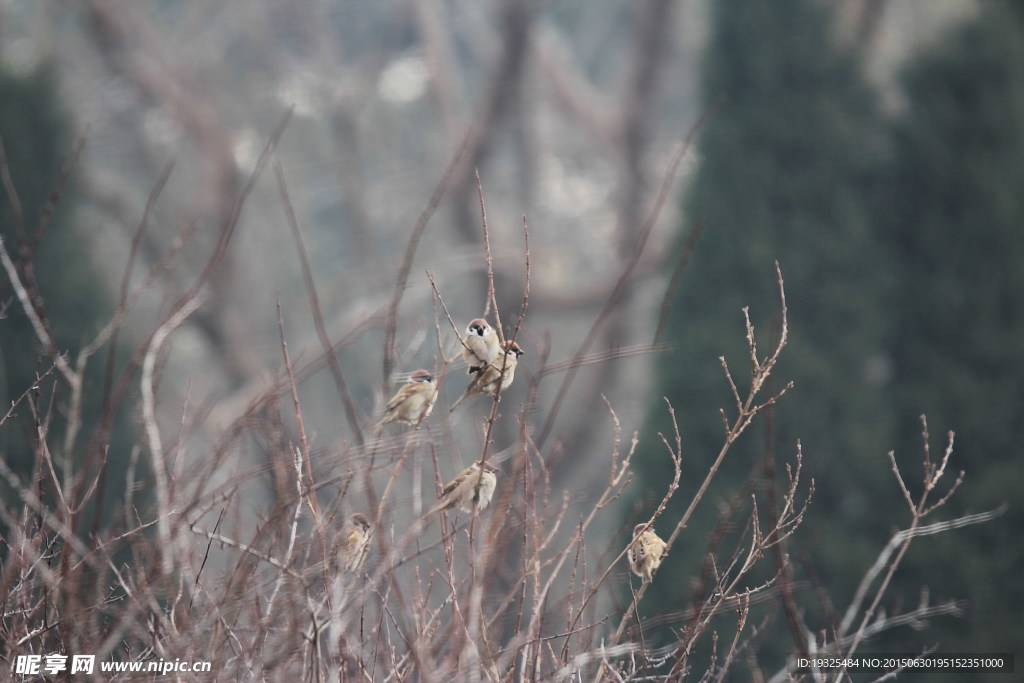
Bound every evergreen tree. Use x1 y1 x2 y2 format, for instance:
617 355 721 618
0 65 131 531
0 66 92 452
634 0 892 670
882 2 1024 675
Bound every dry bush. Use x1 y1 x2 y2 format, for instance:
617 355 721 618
0 130 1001 682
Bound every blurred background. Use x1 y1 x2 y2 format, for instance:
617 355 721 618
1 0 1021 679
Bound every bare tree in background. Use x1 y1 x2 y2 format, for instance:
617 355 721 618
0 153 996 677
0 1 1002 679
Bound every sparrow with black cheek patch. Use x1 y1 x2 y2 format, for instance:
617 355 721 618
462 318 501 374
337 513 371 574
449 340 524 412
628 523 668 583
378 369 438 428
429 461 499 515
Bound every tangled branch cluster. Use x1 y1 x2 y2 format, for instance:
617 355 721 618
0 124 995 682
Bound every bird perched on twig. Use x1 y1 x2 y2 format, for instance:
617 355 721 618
429 461 499 515
462 318 501 374
628 523 667 583
449 340 524 412
337 513 371 574
378 369 438 428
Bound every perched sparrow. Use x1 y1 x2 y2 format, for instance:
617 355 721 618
337 513 371 574
449 341 524 412
462 318 501 374
628 523 668 583
379 369 438 428
429 461 499 515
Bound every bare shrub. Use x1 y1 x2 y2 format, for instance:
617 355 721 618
0 130 999 682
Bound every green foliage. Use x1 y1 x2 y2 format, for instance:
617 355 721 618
634 0 1024 676
0 64 132 524
881 2 1024 677
663 0 892 474
0 66 97 409
635 0 894 670
1 67 59 443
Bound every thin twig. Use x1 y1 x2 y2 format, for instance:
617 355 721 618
384 131 473 386
275 160 366 448
536 101 722 448
141 294 205 576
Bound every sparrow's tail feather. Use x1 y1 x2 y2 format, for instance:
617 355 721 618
427 500 451 516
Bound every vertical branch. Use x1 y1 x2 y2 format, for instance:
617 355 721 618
89 109 293 463
140 294 205 576
653 218 704 345
666 264 790 549
478 214 530 468
839 422 964 672
609 399 683 641
277 300 318 517
264 446 305 623
476 170 502 340
0 138 26 242
0 237 76 385
30 130 89 250
535 101 722 448
515 216 531 337
275 160 365 448
102 157 176 419
86 159 177 536
383 131 473 387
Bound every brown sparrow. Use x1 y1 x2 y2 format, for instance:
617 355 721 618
379 369 438 428
462 318 501 374
628 523 668 583
449 341 524 412
337 513 371 574
429 461 499 515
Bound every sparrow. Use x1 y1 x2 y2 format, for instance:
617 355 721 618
337 513 371 574
378 369 438 428
462 318 502 374
449 340 524 412
429 461 499 515
628 523 668 583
